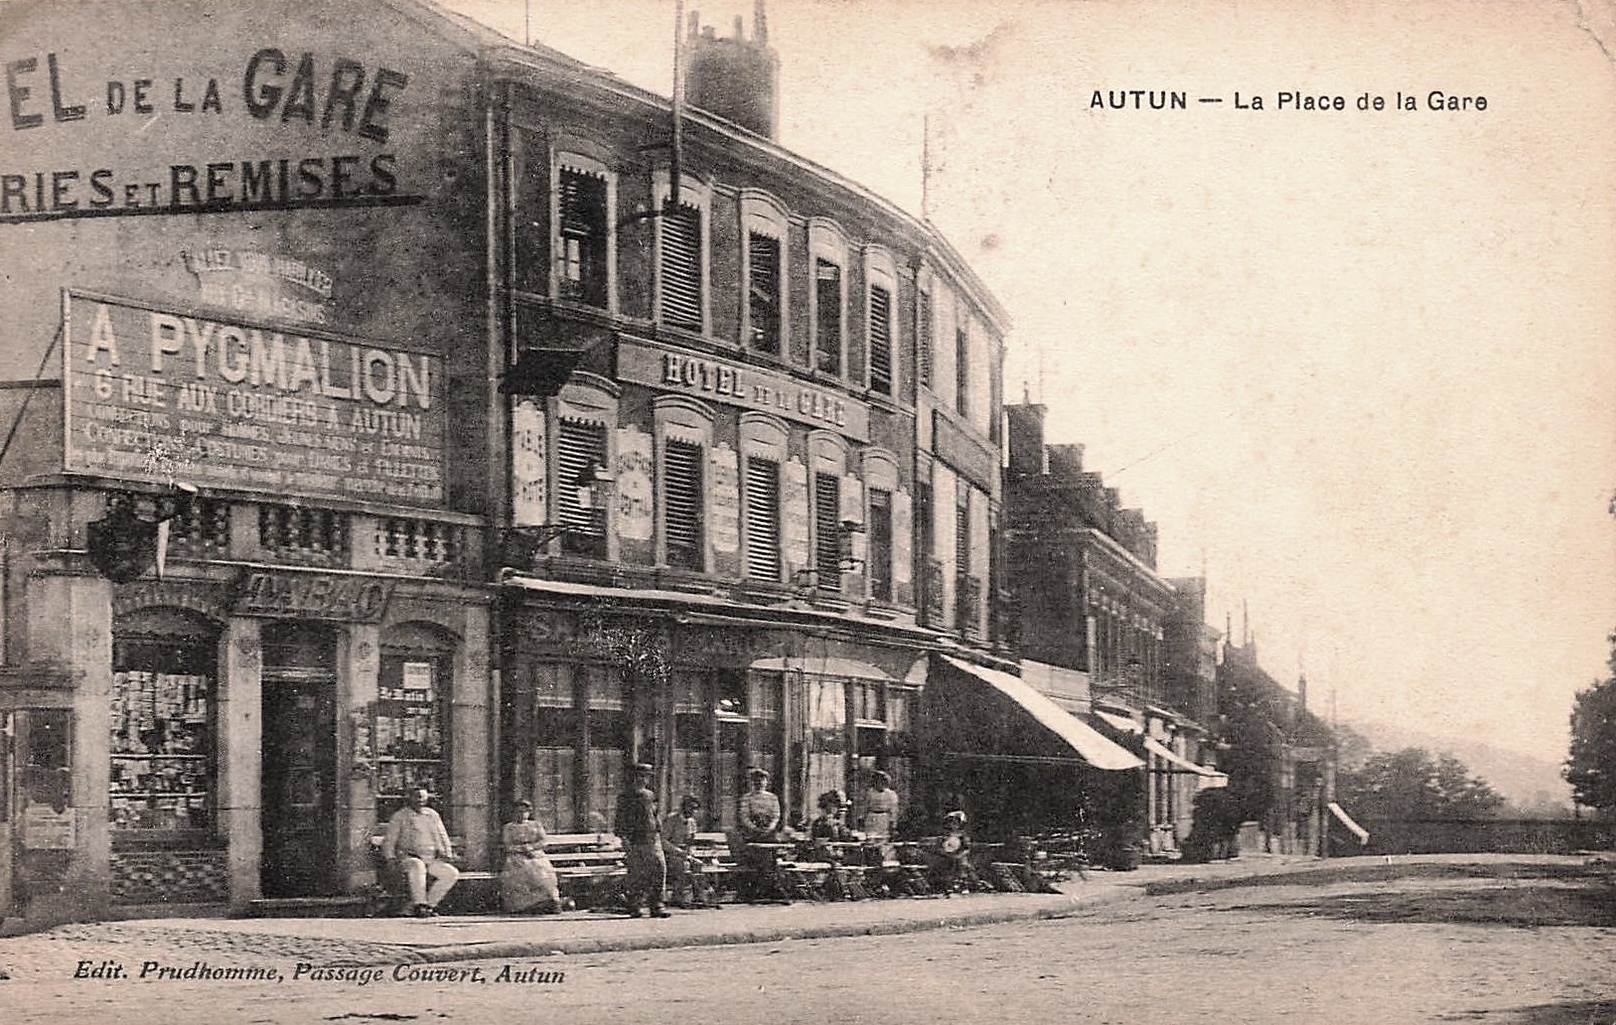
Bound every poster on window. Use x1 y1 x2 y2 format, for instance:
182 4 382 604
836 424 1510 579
402 662 433 693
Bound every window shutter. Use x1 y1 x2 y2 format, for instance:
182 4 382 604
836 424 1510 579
557 418 607 538
955 500 970 577
815 260 842 375
558 169 607 306
748 233 782 355
744 457 781 580
869 487 893 601
868 285 892 394
664 439 704 569
660 203 703 330
814 472 842 591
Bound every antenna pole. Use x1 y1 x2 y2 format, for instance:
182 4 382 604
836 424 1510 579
669 0 685 211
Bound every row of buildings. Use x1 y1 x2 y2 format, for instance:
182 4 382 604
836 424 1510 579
0 0 1336 924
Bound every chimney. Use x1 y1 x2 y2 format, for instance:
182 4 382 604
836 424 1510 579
684 2 780 140
1297 673 1308 713
1005 403 1047 478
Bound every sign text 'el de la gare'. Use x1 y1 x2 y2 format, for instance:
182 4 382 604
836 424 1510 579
64 291 446 507
1 47 413 220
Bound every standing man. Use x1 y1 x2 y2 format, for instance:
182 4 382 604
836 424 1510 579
381 787 460 918
613 763 669 918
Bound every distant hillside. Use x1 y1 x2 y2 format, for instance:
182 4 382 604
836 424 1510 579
1343 719 1573 812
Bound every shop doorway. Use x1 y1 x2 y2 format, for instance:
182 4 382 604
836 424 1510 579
260 624 339 898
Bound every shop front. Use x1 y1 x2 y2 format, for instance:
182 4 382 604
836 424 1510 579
499 591 927 838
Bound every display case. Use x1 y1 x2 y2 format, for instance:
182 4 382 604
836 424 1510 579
110 628 217 842
375 653 448 823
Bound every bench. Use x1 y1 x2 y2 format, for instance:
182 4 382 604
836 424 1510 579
366 832 497 915
542 832 628 908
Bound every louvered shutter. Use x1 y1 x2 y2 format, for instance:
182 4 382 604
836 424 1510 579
660 203 703 330
558 170 607 307
744 457 781 580
748 234 781 354
868 488 893 601
814 472 842 591
558 418 607 542
868 285 892 394
955 499 970 577
664 439 704 570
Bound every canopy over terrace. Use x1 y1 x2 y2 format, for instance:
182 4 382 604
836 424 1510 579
920 655 1142 837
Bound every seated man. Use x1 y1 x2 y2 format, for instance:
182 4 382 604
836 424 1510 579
382 787 460 917
661 795 713 908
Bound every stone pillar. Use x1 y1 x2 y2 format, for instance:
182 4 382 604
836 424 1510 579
218 617 262 911
25 572 113 921
451 606 492 869
343 624 380 891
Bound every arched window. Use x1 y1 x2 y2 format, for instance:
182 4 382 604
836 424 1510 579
808 219 849 377
739 413 789 582
740 190 790 356
654 397 715 572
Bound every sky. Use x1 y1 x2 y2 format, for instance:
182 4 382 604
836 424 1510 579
448 0 1616 770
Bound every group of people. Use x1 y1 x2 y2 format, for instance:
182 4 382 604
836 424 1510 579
377 766 909 918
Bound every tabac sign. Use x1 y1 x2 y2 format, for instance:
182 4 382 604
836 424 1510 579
63 290 445 506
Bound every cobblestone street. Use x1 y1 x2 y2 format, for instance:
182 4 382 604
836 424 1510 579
0 857 1610 1025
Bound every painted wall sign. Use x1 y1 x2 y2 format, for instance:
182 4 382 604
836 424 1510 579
183 248 334 325
618 338 871 442
236 569 394 622
63 290 446 506
782 458 810 575
22 804 76 849
932 410 997 496
615 426 653 542
0 46 419 223
710 443 740 554
510 398 547 527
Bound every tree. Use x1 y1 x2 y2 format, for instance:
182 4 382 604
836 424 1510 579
1337 747 1505 821
1565 632 1616 815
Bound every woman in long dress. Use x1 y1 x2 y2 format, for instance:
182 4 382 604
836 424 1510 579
862 770 900 840
501 800 561 913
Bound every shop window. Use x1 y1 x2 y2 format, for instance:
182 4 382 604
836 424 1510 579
557 168 609 307
582 666 628 830
814 259 843 376
868 488 893 602
743 456 781 581
867 284 893 395
375 650 449 823
662 438 705 571
813 472 842 592
110 615 218 838
659 201 704 331
557 418 608 557
670 671 709 821
529 665 579 832
748 232 783 355
747 671 784 797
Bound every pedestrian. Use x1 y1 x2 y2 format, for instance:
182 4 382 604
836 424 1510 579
381 787 460 918
500 799 562 914
613 762 670 918
862 770 899 840
661 794 712 908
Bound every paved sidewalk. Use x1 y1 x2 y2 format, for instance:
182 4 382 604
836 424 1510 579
0 852 1572 974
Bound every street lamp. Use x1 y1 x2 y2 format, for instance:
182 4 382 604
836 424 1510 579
499 461 616 570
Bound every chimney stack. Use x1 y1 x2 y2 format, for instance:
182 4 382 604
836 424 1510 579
684 2 780 140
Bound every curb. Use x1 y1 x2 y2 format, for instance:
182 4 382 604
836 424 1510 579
379 888 1151 964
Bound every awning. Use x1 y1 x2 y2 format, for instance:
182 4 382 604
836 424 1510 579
941 656 1143 771
1328 802 1370 844
1093 709 1143 734
1143 737 1225 780
748 656 894 680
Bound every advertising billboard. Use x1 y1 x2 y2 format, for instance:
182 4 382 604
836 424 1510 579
63 290 445 507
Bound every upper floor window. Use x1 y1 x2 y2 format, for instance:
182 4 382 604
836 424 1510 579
557 418 609 557
868 487 893 602
955 318 970 418
865 247 897 397
815 261 842 376
808 219 848 378
749 234 783 355
663 438 705 570
813 471 843 591
656 173 710 333
741 192 790 357
556 167 609 307
739 413 789 582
